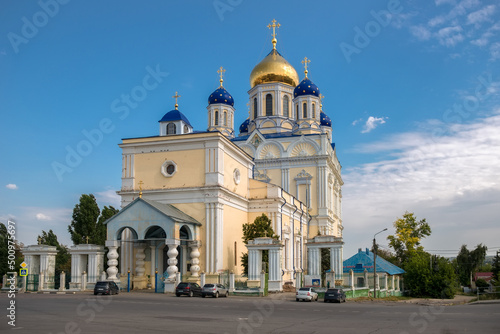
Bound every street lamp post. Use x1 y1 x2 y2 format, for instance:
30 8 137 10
373 228 388 299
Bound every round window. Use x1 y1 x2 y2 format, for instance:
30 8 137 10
166 164 175 175
161 160 177 178
233 168 241 185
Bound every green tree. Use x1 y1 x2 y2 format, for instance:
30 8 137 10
37 230 70 275
0 222 24 279
320 248 330 286
475 278 489 292
455 244 488 286
68 194 108 245
95 206 119 245
404 251 456 299
387 212 431 264
240 214 278 275
493 252 500 283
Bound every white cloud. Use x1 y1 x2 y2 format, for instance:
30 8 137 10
435 0 456 6
36 213 51 221
5 184 18 190
352 118 363 126
362 116 388 133
428 15 446 27
467 5 496 27
436 26 464 46
342 111 500 256
491 42 500 61
410 25 432 40
95 189 121 208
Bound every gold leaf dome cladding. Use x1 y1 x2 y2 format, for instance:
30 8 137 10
249 49 299 88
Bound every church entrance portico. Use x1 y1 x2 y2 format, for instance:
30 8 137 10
103 198 202 289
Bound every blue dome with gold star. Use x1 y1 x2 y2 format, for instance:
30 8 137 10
239 118 250 133
320 111 332 127
294 78 320 98
208 87 234 106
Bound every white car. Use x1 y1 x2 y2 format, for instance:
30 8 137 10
296 287 318 302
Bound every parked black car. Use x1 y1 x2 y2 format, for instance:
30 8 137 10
175 282 202 297
94 281 119 295
324 288 346 303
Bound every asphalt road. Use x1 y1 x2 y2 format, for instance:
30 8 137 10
1 292 499 334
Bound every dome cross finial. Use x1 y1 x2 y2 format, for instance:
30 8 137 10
217 66 226 87
301 57 311 78
267 19 281 49
319 93 325 109
172 91 181 110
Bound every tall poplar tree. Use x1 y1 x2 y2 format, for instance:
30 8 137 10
68 194 118 245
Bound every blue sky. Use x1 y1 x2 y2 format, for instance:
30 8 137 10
1 0 499 257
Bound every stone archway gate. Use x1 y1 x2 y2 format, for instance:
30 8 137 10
246 237 284 292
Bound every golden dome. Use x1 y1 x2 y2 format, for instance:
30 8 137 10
249 49 300 88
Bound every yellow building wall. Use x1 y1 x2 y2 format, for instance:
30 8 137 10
249 179 268 199
133 149 205 190
289 166 318 215
223 152 249 198
222 205 248 275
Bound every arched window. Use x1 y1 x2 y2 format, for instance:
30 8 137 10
208 111 211 126
303 102 307 118
296 104 299 119
167 123 176 135
253 98 258 119
223 111 227 126
283 95 289 117
266 94 273 116
184 125 188 133
312 103 316 118
214 110 219 126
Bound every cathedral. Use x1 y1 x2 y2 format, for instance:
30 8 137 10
104 20 344 291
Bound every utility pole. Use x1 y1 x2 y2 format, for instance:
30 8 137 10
373 228 388 299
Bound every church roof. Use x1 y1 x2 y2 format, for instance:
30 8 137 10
159 109 192 126
239 118 250 133
104 197 201 226
208 86 234 106
343 248 405 275
294 77 320 98
320 111 332 127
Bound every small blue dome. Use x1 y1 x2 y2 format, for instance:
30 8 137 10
159 109 192 126
320 111 332 127
294 78 320 98
208 87 234 106
239 118 250 133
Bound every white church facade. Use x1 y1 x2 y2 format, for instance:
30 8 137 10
104 20 344 291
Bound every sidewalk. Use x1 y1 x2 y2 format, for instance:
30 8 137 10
401 295 476 306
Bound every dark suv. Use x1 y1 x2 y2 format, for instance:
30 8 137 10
94 281 119 295
324 288 346 303
175 282 202 297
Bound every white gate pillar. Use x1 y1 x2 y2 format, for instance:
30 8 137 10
165 239 180 282
105 240 119 281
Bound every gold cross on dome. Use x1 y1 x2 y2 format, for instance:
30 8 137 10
319 94 325 109
217 66 226 87
302 57 311 78
172 92 181 110
267 19 281 49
